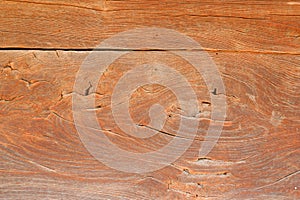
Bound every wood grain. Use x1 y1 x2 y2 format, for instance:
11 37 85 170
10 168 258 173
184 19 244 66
0 0 299 53
0 50 299 199
0 0 300 199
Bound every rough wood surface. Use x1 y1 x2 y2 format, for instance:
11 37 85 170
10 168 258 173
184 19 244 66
1 51 299 199
0 0 300 53
0 0 300 199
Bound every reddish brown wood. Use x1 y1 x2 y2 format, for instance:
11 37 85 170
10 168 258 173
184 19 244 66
0 50 299 199
0 0 300 199
0 0 299 52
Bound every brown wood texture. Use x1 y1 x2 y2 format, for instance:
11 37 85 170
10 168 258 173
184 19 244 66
1 0 300 199
0 0 300 52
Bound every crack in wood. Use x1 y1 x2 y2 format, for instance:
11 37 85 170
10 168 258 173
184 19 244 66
0 48 299 55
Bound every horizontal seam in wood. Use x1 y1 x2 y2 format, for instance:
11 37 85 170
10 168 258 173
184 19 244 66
0 48 299 55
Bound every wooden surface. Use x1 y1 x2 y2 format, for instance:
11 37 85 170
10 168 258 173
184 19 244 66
0 0 300 199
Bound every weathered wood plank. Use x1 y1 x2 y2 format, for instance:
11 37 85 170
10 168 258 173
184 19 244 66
1 0 300 199
0 50 299 199
0 0 299 52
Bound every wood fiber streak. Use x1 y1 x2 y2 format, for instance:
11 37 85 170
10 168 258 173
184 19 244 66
0 0 300 199
0 51 299 199
0 0 299 52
